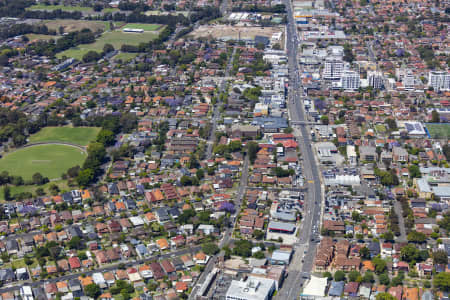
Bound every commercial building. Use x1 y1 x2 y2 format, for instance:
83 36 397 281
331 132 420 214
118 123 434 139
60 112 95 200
428 71 450 92
226 276 276 300
323 58 344 80
368 71 384 89
341 70 360 90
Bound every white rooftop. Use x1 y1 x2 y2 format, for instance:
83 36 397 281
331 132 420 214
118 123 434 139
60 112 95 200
302 275 328 297
226 276 276 300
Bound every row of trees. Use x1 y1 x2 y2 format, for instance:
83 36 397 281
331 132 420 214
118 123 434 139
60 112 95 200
0 24 56 39
26 28 95 57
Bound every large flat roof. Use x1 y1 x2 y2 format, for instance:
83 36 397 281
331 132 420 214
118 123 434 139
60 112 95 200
267 221 296 232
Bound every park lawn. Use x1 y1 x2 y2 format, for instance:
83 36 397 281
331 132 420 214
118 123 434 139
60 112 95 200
27 4 92 12
0 145 87 180
114 52 138 62
11 259 27 269
28 126 101 146
123 23 162 31
426 123 450 139
57 31 159 59
56 48 91 60
0 179 70 201
375 124 387 133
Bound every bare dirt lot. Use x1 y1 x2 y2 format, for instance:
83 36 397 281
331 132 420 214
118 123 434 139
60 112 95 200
190 24 284 40
42 19 119 33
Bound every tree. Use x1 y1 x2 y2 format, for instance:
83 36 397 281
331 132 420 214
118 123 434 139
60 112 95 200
442 145 450 161
96 129 115 146
84 284 101 298
229 140 242 152
407 231 427 243
323 272 333 280
376 293 396 300
433 250 449 265
202 243 219 255
434 272 450 291
246 141 259 164
408 165 421 178
343 43 354 62
320 115 329 125
352 211 362 222
362 271 375 283
76 168 94 187
378 273 390 285
391 273 404 286
93 3 104 11
382 231 394 242
400 244 419 262
233 239 253 257
253 251 266 259
372 257 387 274
3 186 12 201
359 247 371 259
67 236 82 250
431 110 440 123
36 187 45 196
252 229 265 240
82 50 102 63
438 212 450 232
32 172 48 185
348 270 361 282
334 270 346 282
67 165 81 178
49 184 60 196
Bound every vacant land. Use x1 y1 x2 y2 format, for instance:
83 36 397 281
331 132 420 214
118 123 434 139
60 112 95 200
25 34 59 41
191 25 284 40
27 4 92 12
43 19 121 33
123 23 162 31
426 123 450 139
0 145 87 180
27 4 118 13
29 126 101 146
57 30 160 59
144 10 190 16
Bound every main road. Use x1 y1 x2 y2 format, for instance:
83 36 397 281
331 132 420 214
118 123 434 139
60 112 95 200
276 0 323 299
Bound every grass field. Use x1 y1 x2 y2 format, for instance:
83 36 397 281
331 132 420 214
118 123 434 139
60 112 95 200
0 145 87 180
57 30 160 59
123 23 162 31
425 123 450 139
114 52 138 61
29 126 101 146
